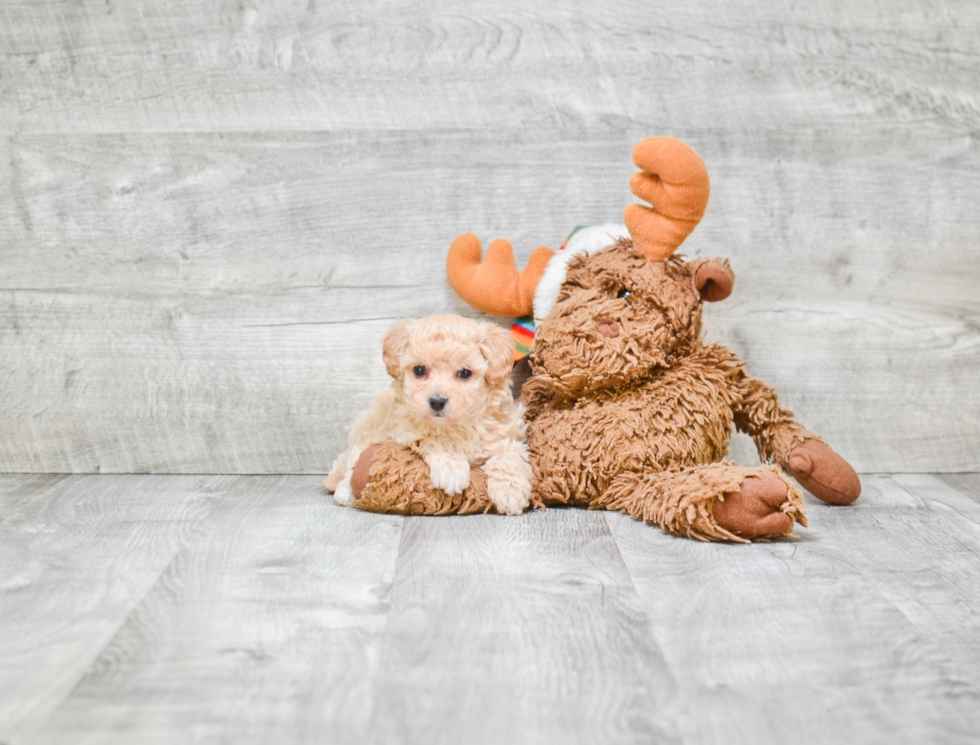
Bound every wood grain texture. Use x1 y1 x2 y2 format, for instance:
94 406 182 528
605 474 980 745
2 127 978 472
0 474 227 744
1 0 977 134
30 475 403 745
4 474 980 744
2 1 978 473
363 509 677 745
935 473 980 505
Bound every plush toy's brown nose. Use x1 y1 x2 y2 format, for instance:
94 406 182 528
596 318 620 338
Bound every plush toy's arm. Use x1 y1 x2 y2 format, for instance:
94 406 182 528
731 369 861 505
518 373 557 420
349 443 497 516
731 370 815 469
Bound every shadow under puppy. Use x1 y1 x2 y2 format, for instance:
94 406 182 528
324 314 533 515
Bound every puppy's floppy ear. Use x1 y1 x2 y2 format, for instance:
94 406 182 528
382 319 413 378
479 322 514 388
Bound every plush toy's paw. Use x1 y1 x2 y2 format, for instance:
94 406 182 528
788 439 861 505
426 451 471 496
333 479 356 507
713 473 795 539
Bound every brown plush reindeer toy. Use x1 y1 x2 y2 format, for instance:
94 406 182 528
346 137 861 542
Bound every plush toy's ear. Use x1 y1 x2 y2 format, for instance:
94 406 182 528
479 322 514 388
382 319 413 378
691 258 735 302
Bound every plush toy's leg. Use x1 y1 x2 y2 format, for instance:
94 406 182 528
596 464 807 543
733 373 861 505
343 442 497 516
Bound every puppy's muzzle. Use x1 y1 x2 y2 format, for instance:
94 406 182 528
428 395 448 413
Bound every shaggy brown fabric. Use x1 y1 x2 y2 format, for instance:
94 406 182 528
527 342 745 507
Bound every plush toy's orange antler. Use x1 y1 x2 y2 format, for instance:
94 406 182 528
446 233 555 317
624 137 711 261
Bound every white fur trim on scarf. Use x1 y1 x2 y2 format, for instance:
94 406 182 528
532 223 630 322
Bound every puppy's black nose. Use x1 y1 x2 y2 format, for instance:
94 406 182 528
429 395 448 412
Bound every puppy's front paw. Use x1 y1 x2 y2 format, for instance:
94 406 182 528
485 452 533 515
333 479 356 507
487 476 532 515
426 452 471 495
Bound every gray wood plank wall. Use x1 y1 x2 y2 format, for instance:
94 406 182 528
2 0 978 473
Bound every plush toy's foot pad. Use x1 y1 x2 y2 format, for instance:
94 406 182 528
714 472 797 539
788 439 861 505
351 444 383 499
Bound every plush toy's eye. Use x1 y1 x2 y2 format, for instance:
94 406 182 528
413 365 427 378
617 288 632 300
457 369 472 380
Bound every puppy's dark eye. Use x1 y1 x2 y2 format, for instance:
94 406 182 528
457 368 472 380
413 365 427 378
617 288 632 300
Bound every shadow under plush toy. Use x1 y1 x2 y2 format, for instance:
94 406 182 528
344 137 861 542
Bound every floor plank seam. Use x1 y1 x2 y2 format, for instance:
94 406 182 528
355 511 409 743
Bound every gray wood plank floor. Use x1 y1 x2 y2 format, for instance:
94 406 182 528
3 473 979 745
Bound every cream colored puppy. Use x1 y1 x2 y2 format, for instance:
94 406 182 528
324 315 532 515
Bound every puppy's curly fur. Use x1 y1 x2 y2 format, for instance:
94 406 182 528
324 314 532 515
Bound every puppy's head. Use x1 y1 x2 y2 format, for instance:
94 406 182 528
383 315 513 427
